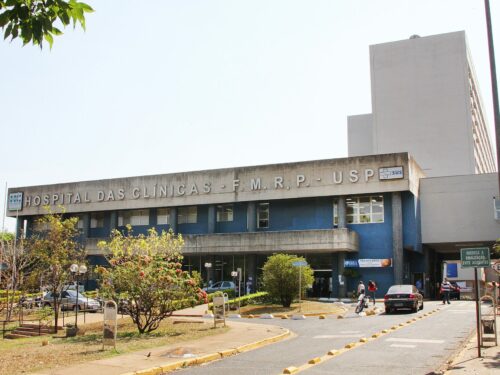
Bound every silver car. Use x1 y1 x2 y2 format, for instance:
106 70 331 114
43 290 101 312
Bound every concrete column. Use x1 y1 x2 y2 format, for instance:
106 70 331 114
245 254 256 293
109 212 117 232
246 202 256 232
331 253 339 298
392 192 404 284
337 252 346 297
170 207 178 233
208 205 216 233
82 213 90 238
15 216 23 240
337 196 347 228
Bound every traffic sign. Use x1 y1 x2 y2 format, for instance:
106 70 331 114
460 247 490 268
493 260 500 274
292 261 307 267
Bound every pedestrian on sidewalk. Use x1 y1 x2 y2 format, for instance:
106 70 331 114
441 278 452 304
368 280 377 305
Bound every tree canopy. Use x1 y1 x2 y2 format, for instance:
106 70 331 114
262 254 314 308
0 0 93 48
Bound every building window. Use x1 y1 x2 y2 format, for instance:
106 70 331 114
257 203 269 228
118 209 150 226
217 204 233 222
74 214 85 230
333 199 339 226
157 208 170 225
90 212 105 228
346 195 384 224
178 206 197 224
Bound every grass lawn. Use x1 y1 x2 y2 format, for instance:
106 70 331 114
0 317 228 375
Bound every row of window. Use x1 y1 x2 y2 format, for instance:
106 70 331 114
40 196 384 231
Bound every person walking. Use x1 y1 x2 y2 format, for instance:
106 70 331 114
367 280 377 305
441 278 452 304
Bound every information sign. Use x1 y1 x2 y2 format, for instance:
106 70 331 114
103 300 118 349
292 261 307 267
460 247 490 268
8 192 23 211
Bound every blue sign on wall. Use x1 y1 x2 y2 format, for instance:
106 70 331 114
344 260 359 268
446 263 458 278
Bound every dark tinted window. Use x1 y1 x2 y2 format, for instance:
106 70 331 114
387 285 413 294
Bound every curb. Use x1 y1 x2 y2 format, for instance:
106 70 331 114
118 329 291 375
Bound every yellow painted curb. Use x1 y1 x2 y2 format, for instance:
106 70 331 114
372 333 380 338
219 349 238 358
412 318 417 321
194 353 222 365
281 315 289 319
381 329 389 333
319 315 326 319
406 320 412 324
327 349 339 356
345 342 356 349
283 366 299 374
135 367 163 375
337 315 344 319
359 338 368 343
308 357 321 364
399 323 405 327
391 326 398 330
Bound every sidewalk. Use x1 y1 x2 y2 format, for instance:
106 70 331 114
31 318 290 375
443 319 499 374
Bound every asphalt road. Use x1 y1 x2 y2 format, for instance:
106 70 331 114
175 300 477 375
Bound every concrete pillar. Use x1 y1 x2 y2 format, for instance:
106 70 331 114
208 205 216 233
170 207 178 233
15 216 23 240
247 202 256 232
337 196 347 228
392 192 404 284
331 253 339 297
109 211 117 232
337 252 346 297
82 213 90 238
245 254 256 293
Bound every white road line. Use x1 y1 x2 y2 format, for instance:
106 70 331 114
386 338 445 344
390 344 416 348
314 334 363 339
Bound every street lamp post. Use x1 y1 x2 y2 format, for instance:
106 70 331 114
204 262 212 289
70 264 87 330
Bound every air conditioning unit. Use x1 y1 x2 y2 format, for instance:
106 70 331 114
494 197 500 220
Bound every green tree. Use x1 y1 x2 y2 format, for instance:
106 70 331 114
0 0 93 48
97 227 206 334
29 211 84 331
0 232 14 242
262 254 314 308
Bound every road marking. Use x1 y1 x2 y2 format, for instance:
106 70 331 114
314 334 363 339
386 338 445 344
390 344 416 348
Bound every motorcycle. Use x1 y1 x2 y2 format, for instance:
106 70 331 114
355 292 369 314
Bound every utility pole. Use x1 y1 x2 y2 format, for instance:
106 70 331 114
484 0 500 192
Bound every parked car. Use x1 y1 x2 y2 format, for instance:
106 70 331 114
384 284 424 314
203 281 236 294
43 290 101 312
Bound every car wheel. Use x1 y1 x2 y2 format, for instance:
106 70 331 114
385 307 391 314
412 304 418 313
419 301 424 310
43 303 51 308
73 305 80 312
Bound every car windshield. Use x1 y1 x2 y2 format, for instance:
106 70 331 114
66 290 85 298
387 285 413 294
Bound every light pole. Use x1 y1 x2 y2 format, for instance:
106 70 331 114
70 263 87 330
204 262 212 289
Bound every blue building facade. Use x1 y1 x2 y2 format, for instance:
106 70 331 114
9 152 426 298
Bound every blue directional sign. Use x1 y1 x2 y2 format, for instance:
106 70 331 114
292 261 308 267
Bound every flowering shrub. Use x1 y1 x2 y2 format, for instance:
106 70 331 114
97 226 206 333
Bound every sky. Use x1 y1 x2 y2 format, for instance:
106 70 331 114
1 0 499 232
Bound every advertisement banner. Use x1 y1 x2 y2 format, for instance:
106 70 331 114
344 258 392 268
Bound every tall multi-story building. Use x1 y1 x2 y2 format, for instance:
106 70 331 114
348 31 496 177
